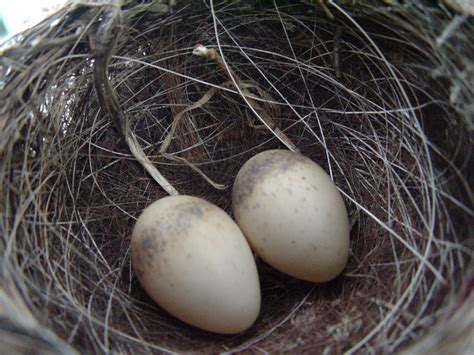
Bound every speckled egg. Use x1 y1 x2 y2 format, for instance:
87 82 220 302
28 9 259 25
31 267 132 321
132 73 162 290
131 195 261 334
232 149 350 282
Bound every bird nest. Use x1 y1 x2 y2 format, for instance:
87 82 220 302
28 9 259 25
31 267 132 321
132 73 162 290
1 0 472 353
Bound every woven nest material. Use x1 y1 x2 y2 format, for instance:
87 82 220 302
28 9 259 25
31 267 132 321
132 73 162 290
1 0 473 353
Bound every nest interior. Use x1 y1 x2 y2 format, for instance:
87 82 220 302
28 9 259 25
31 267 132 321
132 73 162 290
1 1 473 354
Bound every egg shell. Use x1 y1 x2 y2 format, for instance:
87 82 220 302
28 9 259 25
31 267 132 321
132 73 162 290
131 195 261 334
232 149 350 283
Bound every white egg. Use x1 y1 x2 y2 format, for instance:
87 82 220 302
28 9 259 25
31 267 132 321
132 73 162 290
131 195 261 334
232 149 350 283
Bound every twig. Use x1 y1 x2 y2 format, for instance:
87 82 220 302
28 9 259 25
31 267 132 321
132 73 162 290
159 78 286 190
160 79 276 153
160 85 219 154
92 5 178 196
162 153 226 190
193 44 299 152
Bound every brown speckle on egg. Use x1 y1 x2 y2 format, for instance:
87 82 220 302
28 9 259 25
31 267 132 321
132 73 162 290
232 149 350 283
131 195 261 334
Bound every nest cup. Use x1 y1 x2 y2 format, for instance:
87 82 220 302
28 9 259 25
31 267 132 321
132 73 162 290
1 0 472 353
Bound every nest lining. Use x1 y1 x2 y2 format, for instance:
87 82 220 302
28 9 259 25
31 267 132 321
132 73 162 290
0 1 473 354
